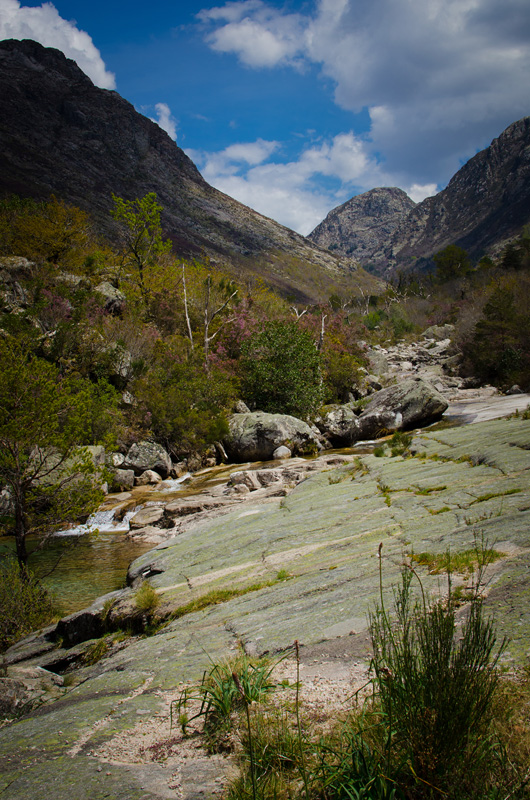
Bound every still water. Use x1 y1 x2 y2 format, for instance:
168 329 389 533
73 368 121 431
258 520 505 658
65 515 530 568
1 446 390 616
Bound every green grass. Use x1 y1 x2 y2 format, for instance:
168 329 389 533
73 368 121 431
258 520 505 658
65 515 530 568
411 546 503 576
427 505 452 515
135 580 160 613
168 579 279 622
470 488 522 504
414 485 447 495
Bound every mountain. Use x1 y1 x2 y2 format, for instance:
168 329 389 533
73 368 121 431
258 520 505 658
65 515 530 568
308 187 416 263
308 117 530 277
0 39 382 303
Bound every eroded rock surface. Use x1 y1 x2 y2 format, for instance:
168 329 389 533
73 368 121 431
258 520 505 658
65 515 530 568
2 418 530 800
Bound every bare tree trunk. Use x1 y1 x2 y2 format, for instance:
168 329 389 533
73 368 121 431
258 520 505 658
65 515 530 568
13 485 28 570
182 262 194 352
317 314 327 351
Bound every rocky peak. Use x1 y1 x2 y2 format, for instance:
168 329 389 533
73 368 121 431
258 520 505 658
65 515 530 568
308 187 416 263
309 117 530 277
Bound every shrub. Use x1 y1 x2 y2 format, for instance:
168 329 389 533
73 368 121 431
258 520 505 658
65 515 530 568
370 547 507 798
0 559 58 652
173 651 279 751
240 320 323 418
134 581 160 613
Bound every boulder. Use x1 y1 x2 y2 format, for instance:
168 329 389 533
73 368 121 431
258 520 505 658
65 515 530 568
315 379 448 445
421 323 455 341
361 379 448 430
135 469 163 486
129 506 165 529
273 446 291 460
314 405 361 446
94 281 126 315
224 411 321 462
110 468 135 492
123 441 172 478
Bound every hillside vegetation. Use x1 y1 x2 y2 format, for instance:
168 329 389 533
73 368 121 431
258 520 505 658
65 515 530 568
1 193 529 472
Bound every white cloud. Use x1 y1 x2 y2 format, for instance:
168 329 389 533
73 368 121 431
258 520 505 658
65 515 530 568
151 102 178 140
0 0 115 89
187 132 391 234
199 0 530 187
198 0 306 68
406 183 438 204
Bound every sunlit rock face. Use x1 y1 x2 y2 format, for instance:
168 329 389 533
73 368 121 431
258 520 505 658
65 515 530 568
308 187 416 265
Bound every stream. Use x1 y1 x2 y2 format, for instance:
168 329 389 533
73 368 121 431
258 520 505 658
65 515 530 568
2 391 528 616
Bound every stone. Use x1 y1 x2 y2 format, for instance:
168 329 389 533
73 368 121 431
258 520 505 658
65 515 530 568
273 445 292 460
94 281 126 314
360 378 448 430
123 441 172 478
110 469 135 492
228 471 262 491
507 385 523 395
135 470 163 486
110 452 125 468
314 405 361 446
224 411 321 462
422 324 456 341
172 460 189 478
129 506 165 529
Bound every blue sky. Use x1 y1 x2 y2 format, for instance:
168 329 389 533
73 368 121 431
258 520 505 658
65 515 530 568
1 0 529 234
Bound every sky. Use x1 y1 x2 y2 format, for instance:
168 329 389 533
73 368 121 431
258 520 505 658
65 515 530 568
1 0 529 235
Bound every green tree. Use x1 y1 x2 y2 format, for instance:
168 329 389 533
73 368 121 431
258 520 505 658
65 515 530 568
133 341 236 456
0 195 92 268
240 321 323 417
0 338 117 570
467 285 525 386
433 245 472 282
111 192 172 306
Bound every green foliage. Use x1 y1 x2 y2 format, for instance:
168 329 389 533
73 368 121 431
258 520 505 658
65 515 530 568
315 722 404 800
0 337 117 568
240 320 323 418
173 651 279 750
464 282 530 388
433 245 472 282
323 350 364 404
370 548 507 797
411 547 503 576
0 194 93 268
111 192 172 306
0 559 58 652
133 341 236 455
134 581 160 613
389 431 412 457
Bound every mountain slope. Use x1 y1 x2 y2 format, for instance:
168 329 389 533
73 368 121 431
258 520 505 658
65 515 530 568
0 39 382 302
309 117 530 277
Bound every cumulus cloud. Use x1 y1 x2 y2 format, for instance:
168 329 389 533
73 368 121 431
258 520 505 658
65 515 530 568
151 102 178 140
198 0 306 67
198 0 530 187
0 0 115 89
187 132 392 234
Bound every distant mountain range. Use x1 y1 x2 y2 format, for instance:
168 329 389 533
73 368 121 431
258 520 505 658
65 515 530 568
0 38 382 303
309 117 530 276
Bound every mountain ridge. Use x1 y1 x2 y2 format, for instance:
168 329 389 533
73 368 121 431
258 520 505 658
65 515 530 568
309 117 530 276
0 38 382 302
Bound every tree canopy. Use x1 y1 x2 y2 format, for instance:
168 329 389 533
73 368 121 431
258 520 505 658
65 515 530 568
240 320 323 418
0 338 120 569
